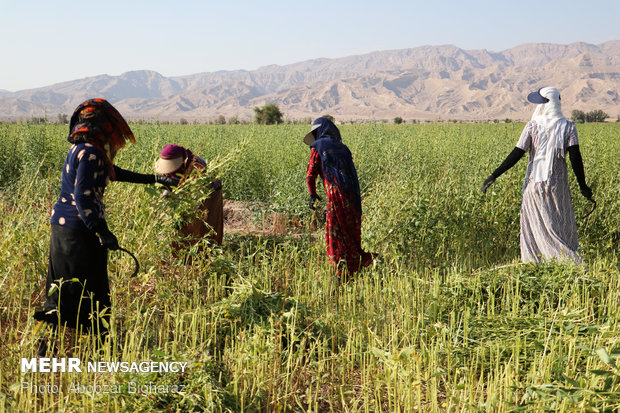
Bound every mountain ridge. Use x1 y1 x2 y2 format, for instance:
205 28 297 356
1 41 619 121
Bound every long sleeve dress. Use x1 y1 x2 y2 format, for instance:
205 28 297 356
516 120 582 263
41 142 113 333
39 143 156 333
306 147 372 276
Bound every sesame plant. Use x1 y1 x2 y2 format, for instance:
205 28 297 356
0 122 618 412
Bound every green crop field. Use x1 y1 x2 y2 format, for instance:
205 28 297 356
0 122 618 412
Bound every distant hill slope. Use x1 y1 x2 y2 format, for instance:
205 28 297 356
1 41 619 121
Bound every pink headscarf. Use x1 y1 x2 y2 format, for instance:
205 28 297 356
160 144 194 163
159 144 195 175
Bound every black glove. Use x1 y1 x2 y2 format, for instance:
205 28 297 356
92 220 119 251
309 194 322 210
580 185 593 200
155 175 180 190
481 175 495 193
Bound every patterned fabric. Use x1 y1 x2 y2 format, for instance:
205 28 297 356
51 143 108 230
53 99 134 231
309 118 361 212
68 98 135 180
517 120 578 188
38 99 135 337
516 120 582 263
307 148 372 277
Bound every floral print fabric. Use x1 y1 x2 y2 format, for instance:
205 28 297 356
68 98 135 180
307 148 372 276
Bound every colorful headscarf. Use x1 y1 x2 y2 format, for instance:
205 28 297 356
161 144 194 164
309 117 362 212
68 98 135 180
158 144 197 176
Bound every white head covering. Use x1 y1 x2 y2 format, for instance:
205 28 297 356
529 87 568 182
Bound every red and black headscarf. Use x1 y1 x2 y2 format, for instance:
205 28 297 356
68 98 135 179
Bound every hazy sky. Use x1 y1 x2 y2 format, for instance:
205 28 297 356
1 0 618 91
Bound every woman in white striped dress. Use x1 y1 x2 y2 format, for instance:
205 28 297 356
482 87 592 264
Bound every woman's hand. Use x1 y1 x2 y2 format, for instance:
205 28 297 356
309 194 322 210
93 220 119 250
156 175 180 190
580 184 593 200
210 179 222 191
481 175 495 193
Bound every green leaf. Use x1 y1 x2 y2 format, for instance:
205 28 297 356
9 382 22 392
561 375 580 387
398 346 415 361
603 377 615 392
589 369 612 376
596 348 615 366
47 283 58 296
152 349 167 358
370 347 387 360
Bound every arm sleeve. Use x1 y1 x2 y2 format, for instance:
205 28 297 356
112 165 156 184
567 122 579 147
74 151 103 230
567 145 587 188
516 121 533 151
491 147 525 179
306 148 321 196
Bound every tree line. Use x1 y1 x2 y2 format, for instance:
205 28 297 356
2 105 618 125
570 109 609 123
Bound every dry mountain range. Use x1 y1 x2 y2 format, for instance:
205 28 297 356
1 41 619 122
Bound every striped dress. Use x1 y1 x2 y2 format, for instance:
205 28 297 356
516 120 581 263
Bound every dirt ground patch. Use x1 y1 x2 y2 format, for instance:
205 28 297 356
223 200 321 237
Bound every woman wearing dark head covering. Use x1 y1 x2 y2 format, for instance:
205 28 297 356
34 98 178 355
154 144 224 251
305 117 374 278
482 87 592 264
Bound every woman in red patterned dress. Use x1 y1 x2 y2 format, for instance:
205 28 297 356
304 117 373 278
